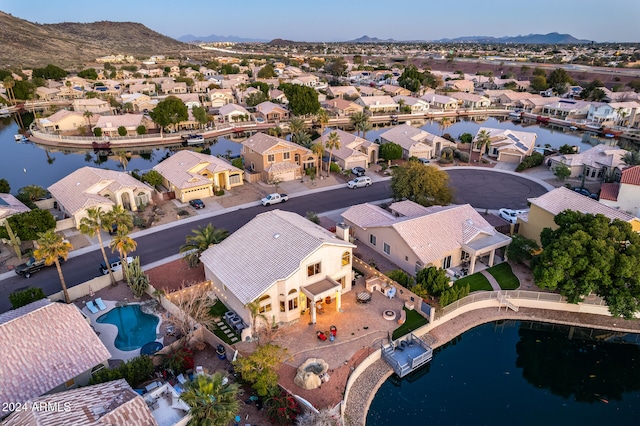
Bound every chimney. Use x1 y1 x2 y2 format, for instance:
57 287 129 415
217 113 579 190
335 222 350 241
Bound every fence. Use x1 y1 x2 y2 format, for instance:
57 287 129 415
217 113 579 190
48 270 124 302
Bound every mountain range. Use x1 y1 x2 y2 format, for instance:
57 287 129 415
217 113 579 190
178 34 269 43
434 32 592 44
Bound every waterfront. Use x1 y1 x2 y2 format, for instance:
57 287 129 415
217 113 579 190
367 321 640 425
0 114 619 192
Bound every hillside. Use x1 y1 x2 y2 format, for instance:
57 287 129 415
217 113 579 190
0 11 193 69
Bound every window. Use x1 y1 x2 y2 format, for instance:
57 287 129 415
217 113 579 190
369 234 377 246
415 261 423 274
267 154 275 163
307 262 321 277
229 174 241 185
258 295 272 314
287 289 298 311
383 243 391 255
342 251 351 266
280 300 286 312
442 255 452 269
283 152 290 160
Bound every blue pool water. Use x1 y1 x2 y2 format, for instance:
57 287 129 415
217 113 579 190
97 304 160 351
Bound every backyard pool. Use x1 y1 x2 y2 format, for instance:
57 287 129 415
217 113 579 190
97 304 160 351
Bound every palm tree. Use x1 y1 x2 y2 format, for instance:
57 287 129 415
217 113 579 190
109 231 137 285
288 116 306 137
179 224 229 267
79 207 117 286
357 120 373 140
350 111 367 136
83 110 94 131
315 109 329 139
325 131 341 177
3 77 15 105
622 150 640 166
246 299 269 341
34 230 73 303
439 116 452 133
180 372 240 426
293 131 312 148
105 205 134 233
115 149 130 171
474 129 492 158
311 142 325 176
19 185 48 202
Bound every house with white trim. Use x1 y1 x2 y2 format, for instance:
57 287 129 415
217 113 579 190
393 95 430 113
420 93 458 110
217 103 251 123
313 129 377 170
473 127 537 163
241 132 315 182
379 124 454 159
600 165 640 217
355 95 399 114
546 144 628 182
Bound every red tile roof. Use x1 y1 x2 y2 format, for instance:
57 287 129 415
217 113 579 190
621 165 640 186
599 183 620 201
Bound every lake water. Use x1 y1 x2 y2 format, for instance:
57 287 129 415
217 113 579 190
367 321 640 426
0 114 615 193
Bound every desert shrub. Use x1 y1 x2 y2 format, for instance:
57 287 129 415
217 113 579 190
329 162 340 172
305 211 320 224
515 152 544 172
387 269 415 288
458 151 470 162
90 355 154 387
9 287 46 309
231 158 243 169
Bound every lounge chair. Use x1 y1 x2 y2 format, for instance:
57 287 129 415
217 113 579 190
95 298 107 311
86 301 99 314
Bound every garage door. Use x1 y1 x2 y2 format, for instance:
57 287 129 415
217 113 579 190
499 153 522 163
272 169 296 181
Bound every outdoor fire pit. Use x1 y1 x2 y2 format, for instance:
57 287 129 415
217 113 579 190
294 358 329 390
383 310 396 321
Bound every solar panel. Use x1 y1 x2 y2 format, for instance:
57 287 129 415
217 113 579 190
0 198 8 206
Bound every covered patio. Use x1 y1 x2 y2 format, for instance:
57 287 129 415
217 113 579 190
460 232 512 275
302 278 343 325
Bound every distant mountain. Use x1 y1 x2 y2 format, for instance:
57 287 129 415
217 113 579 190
178 34 268 43
349 35 396 43
435 32 592 44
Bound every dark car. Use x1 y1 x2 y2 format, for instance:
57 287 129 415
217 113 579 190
189 199 205 209
352 166 366 177
573 187 598 199
15 256 64 278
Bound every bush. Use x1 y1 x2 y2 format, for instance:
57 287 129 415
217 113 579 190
453 149 461 158
305 211 320 224
329 162 340 173
305 166 317 176
231 158 243 169
380 142 403 161
141 170 163 187
387 269 414 288
93 127 102 137
136 125 147 135
439 284 470 306
215 189 225 196
90 355 154 387
266 391 301 425
515 152 544 172
458 151 470 163
9 287 46 309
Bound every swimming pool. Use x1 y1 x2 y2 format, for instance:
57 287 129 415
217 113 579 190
97 304 160 351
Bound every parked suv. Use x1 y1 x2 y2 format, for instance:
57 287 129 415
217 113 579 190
100 256 134 275
352 166 366 177
15 256 64 278
347 176 372 189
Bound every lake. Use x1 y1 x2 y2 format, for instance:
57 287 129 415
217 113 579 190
367 321 640 425
0 114 614 193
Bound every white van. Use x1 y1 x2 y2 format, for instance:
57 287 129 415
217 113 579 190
100 256 134 275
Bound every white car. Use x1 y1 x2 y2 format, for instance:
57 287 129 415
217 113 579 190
499 208 526 224
347 176 372 189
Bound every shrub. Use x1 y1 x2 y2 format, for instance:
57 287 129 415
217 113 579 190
266 391 301 425
305 166 317 176
515 152 544 172
231 158 243 169
387 269 414 288
117 126 127 137
439 284 470 306
133 215 147 228
215 189 225 196
160 346 194 375
458 151 470 163
453 149 461 158
329 162 340 173
136 125 147 135
9 287 46 309
93 127 102 137
305 211 320 224
141 170 163 187
90 355 154 387
380 142 403 161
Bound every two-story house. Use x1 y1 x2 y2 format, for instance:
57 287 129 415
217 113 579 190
241 132 315 182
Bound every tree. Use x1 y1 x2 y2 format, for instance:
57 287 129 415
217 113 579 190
278 83 320 116
115 149 130 170
459 133 473 144
439 117 452 133
3 77 15 105
257 64 277 79
0 178 9 193
149 96 188 134
233 343 287 397
390 161 454 207
83 110 94 131
622 150 640 166
141 170 163 187
311 142 325 175
180 224 229 267
32 64 68 80
288 116 307 135
553 164 571 181
110 231 137 285
315 109 329 139
126 256 149 297
0 210 56 241
324 132 341 177
9 287 47 309
181 372 240 426
474 129 492 155
164 284 216 342
293 131 312 148
548 68 574 92
558 144 575 155
350 111 367 136
325 56 347 76
506 234 540 264
380 142 403 161
357 120 373 139
245 299 270 341
18 185 48 201
33 229 72 303
192 106 208 128
246 91 268 107
415 266 450 297
78 68 98 80
136 125 147 135
117 126 127 137
79 207 117 286
530 75 549 92
533 210 640 319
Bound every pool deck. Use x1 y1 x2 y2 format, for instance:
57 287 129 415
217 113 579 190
81 299 164 362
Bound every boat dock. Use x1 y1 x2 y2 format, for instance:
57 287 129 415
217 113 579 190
381 333 433 378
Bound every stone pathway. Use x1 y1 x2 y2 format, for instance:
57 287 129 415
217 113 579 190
480 270 501 291
216 321 239 343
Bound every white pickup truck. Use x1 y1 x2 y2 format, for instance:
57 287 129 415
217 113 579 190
261 193 289 206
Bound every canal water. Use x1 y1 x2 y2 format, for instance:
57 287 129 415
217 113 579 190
0 114 618 193
367 321 640 425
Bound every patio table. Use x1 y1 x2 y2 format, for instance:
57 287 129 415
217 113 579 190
357 291 372 303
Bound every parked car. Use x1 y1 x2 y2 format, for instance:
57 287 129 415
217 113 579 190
189 199 205 209
417 158 431 164
261 193 288 206
499 208 521 224
352 166 366 177
347 176 372 189
100 256 134 275
573 187 598 199
15 256 64 278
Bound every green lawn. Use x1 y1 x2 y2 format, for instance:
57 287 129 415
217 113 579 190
486 263 520 290
209 300 240 344
210 299 229 318
392 308 428 340
454 273 493 292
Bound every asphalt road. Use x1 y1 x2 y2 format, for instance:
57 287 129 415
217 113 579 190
0 169 548 313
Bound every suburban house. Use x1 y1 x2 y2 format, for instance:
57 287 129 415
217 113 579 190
217 103 251 123
599 165 640 217
153 150 244 203
541 99 591 121
0 300 110 414
546 144 628 182
607 101 640 127
473 127 537 163
160 81 188 95
341 201 512 277
0 193 30 224
48 166 154 228
381 84 411 97
355 95 399 114
241 132 316 182
255 101 290 123
1 379 159 425
201 209 356 335
449 92 491 109
444 79 475 92
290 74 320 87
173 93 202 109
517 186 640 244
393 95 430 113
486 90 542 107
35 86 61 101
37 110 88 133
269 89 288 105
94 114 154 137
313 129 377 170
322 98 364 117
120 93 158 112
379 124 455 159
326 85 360 99
128 82 156 95
235 86 262 104
420 93 458 110
357 86 384 97
72 98 112 115
209 88 235 108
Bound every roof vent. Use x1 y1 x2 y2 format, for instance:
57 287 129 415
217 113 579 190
274 233 280 239
466 219 474 225
76 182 81 186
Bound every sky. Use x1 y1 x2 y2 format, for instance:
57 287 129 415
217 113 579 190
1 0 639 43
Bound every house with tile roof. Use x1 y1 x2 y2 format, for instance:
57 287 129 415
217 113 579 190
255 101 290 123
160 81 188 95
94 113 154 137
541 99 592 120
201 210 356 334
120 93 158 112
73 98 112 115
473 127 537 163
322 98 364 117
209 88 235 108
381 84 411 97
599 165 640 217
357 86 384 97
1 379 160 425
546 144 628 182
0 300 110 414
48 166 154 228
0 193 30 224
326 85 360 100
35 86 61 101
379 124 455 160
217 103 251 123
268 89 288 105
518 186 640 244
355 95 399 114
392 95 430 113
342 201 511 277
420 93 458 110
37 110 88 133
449 92 491 109
241 132 315 182
153 150 243 203
128 82 156 95
313 129 377 170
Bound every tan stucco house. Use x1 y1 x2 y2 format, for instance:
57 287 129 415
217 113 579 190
474 127 537 163
201 210 356 338
38 110 88 133
255 101 290 123
546 144 627 182
342 201 512 276
313 129 378 170
48 166 154 228
379 124 455 159
241 132 316 182
153 150 243 203
600 165 640 217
